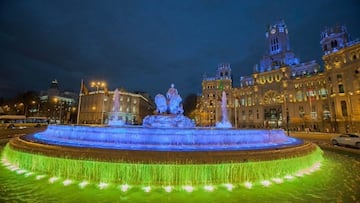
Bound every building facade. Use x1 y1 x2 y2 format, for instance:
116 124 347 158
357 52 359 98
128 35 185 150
39 79 78 124
198 20 360 133
78 88 155 125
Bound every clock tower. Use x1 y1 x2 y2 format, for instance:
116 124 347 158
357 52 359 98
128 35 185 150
257 19 299 72
266 19 290 55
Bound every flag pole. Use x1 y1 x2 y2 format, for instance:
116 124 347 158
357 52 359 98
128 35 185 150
76 79 84 125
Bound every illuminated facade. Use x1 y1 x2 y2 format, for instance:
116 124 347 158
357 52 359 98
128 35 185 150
198 21 360 133
78 89 154 125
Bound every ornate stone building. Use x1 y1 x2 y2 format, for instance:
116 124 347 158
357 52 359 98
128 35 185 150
78 86 154 125
198 20 360 133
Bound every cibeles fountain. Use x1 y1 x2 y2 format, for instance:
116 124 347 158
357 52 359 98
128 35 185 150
1 84 323 193
142 83 195 128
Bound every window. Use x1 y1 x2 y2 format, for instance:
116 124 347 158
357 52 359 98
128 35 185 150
341 100 348 116
336 74 342 81
299 106 305 117
338 84 344 93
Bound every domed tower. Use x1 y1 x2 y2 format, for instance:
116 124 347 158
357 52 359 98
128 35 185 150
320 25 350 55
48 79 60 98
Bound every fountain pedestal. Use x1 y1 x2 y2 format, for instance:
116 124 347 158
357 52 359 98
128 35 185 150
142 114 195 128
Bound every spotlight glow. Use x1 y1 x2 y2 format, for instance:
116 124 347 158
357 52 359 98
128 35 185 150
63 179 73 186
24 172 34 177
284 175 294 180
164 186 172 193
244 182 252 189
143 186 151 193
49 177 59 184
98 182 109 190
223 183 234 191
9 165 19 171
296 172 304 177
79 181 89 188
36 175 46 180
183 185 194 193
16 169 27 174
2 160 11 166
261 180 271 187
272 178 283 184
204 185 215 192
119 184 130 192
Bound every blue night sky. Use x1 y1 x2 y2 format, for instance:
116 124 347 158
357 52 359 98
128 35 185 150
0 0 359 98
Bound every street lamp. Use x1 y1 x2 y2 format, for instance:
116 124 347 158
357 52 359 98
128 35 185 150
234 98 238 128
31 100 41 116
347 92 353 132
91 81 106 93
54 98 63 124
90 81 107 125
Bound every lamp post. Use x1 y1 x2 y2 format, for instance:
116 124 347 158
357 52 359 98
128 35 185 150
347 92 353 132
234 98 238 128
31 100 41 117
54 98 63 124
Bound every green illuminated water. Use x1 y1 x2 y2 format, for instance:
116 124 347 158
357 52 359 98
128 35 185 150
1 149 359 203
2 144 323 185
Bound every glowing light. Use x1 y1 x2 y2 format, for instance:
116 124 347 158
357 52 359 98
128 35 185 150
16 169 27 174
261 180 271 187
223 183 234 191
204 185 215 192
9 165 19 171
2 159 11 166
284 175 294 180
272 178 283 184
296 172 304 177
183 185 194 193
244 182 252 189
63 179 73 186
143 186 151 193
79 181 89 188
98 182 109 190
164 186 172 193
24 172 34 177
119 184 130 192
49 177 59 184
36 175 46 180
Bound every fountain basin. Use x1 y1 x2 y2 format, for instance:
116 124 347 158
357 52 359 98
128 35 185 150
1 125 323 186
27 125 302 151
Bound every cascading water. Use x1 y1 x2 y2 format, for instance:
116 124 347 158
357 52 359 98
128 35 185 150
215 91 232 128
108 88 125 126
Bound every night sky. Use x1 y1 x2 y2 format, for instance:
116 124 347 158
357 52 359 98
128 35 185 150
1 0 359 99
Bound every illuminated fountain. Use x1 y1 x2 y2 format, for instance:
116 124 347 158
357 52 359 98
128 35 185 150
215 91 232 128
108 88 125 126
1 84 323 194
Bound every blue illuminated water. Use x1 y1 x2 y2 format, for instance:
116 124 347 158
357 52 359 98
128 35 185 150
28 125 302 151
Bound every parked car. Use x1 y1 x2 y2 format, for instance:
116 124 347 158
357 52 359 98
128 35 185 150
331 133 360 148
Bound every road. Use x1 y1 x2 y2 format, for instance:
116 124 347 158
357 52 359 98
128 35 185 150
290 131 360 157
0 127 46 145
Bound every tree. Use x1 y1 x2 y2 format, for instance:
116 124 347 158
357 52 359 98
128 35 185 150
183 94 197 117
